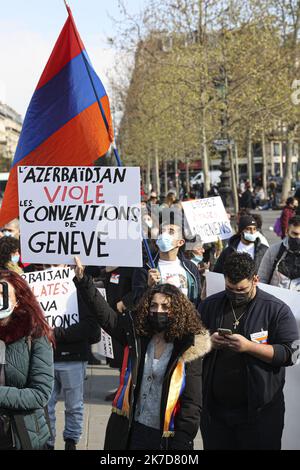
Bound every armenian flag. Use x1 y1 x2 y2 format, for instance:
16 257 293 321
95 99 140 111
0 6 114 226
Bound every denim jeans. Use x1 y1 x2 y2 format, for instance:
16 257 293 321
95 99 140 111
47 361 87 446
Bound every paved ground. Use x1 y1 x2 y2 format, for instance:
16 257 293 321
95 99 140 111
54 209 280 451
258 209 281 246
54 363 118 450
54 363 204 450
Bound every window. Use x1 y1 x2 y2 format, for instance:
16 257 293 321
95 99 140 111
252 143 262 157
273 143 280 157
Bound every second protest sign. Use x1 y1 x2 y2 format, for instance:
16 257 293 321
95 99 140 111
182 196 232 243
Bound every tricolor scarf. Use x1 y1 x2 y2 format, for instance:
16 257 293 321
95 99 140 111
112 346 132 418
112 345 186 437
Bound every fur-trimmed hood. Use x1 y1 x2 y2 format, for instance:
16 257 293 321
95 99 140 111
182 330 211 363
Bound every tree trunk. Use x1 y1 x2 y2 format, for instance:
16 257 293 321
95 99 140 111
163 159 168 196
174 153 179 197
261 131 267 194
201 113 211 197
279 141 284 177
141 165 146 192
146 155 151 195
247 130 253 187
229 144 239 214
198 2 210 198
270 142 275 176
155 144 160 197
235 143 239 187
281 136 294 203
185 157 191 196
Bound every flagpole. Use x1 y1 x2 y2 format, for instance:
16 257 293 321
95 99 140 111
62 1 122 167
62 1 155 268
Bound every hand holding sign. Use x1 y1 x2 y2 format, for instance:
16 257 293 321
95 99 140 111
116 300 126 313
148 269 161 287
74 256 85 280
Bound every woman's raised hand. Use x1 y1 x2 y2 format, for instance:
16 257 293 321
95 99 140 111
74 256 85 280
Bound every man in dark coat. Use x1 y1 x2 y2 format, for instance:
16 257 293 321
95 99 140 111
214 215 268 275
239 183 255 210
199 252 299 450
85 266 135 401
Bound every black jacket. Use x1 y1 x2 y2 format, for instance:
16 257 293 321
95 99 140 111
198 288 299 417
54 292 101 362
132 253 201 308
214 234 268 274
74 274 211 450
102 267 135 368
240 189 255 209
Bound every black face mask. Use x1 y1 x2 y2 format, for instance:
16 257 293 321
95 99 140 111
288 237 300 252
148 312 170 332
225 285 254 308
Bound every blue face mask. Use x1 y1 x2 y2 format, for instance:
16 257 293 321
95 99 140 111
2 231 12 238
156 233 175 253
191 255 203 265
11 255 20 264
243 232 257 243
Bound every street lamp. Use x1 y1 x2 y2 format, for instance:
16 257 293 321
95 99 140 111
214 139 232 209
214 69 232 210
219 149 232 209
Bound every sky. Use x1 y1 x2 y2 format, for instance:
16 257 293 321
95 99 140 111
0 0 145 117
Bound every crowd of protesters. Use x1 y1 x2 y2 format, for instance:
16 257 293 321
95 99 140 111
0 182 299 451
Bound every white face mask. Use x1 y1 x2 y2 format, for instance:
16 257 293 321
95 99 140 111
0 300 14 320
0 282 15 320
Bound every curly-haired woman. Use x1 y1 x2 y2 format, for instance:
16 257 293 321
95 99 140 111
0 270 54 450
74 256 211 451
0 236 23 274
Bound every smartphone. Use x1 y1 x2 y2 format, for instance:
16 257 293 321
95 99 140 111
218 328 233 336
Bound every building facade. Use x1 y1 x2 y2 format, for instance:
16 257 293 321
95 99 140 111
0 102 22 170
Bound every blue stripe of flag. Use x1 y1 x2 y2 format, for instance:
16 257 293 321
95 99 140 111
13 51 107 167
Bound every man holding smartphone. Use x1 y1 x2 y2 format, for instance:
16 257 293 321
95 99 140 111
198 252 299 450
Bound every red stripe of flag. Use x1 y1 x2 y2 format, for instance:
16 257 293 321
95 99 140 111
37 14 85 90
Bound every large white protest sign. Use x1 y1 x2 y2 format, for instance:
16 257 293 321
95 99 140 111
18 166 142 267
22 267 79 329
182 196 232 243
91 288 114 359
205 271 300 450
